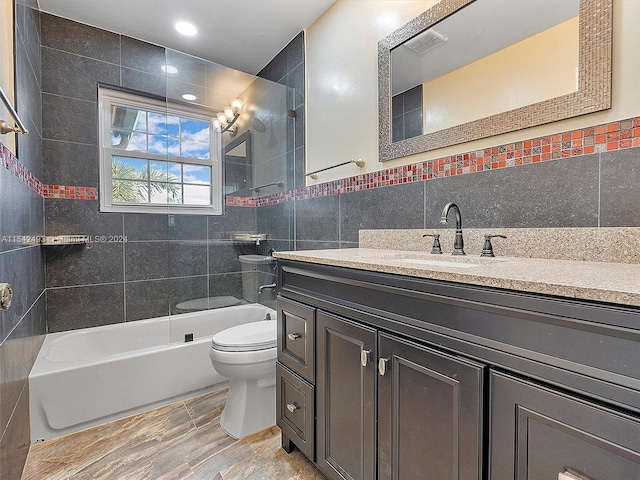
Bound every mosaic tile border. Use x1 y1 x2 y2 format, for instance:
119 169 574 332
41 185 98 200
0 141 43 195
256 116 640 206
3 115 640 207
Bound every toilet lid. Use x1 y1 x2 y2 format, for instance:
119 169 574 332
211 321 277 352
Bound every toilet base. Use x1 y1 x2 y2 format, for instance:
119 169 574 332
220 376 276 439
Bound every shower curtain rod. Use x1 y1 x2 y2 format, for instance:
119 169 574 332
0 85 29 135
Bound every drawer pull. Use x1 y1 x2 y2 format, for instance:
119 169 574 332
286 402 299 413
378 357 389 376
287 332 302 340
558 472 583 480
361 349 371 367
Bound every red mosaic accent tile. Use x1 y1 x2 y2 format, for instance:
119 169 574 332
42 185 98 200
6 118 640 209
1 140 44 197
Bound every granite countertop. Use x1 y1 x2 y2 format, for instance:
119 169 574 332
274 248 640 307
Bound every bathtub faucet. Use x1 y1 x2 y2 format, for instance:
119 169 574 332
258 283 277 294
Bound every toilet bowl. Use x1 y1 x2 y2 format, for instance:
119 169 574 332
209 318 277 438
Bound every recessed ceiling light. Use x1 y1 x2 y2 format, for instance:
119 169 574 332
175 21 197 36
182 93 197 101
161 64 178 74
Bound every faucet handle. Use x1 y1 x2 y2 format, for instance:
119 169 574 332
422 234 443 254
480 234 507 257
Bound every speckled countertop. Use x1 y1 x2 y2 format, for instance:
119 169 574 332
274 247 640 307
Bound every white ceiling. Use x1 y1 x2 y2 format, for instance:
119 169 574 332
37 0 336 75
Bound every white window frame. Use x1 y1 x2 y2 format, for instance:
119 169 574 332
98 87 223 215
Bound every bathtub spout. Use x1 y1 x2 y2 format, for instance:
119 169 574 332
258 283 277 294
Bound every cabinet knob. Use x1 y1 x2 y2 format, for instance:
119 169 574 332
360 349 371 367
287 332 302 340
286 402 299 413
558 472 583 480
378 358 389 376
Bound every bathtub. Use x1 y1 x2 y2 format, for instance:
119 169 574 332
29 303 276 443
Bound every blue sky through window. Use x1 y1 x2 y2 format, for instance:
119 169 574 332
106 92 216 210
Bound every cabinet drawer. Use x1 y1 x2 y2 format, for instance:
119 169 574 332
490 370 640 479
276 362 314 460
277 296 315 382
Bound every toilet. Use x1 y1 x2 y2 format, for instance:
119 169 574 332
209 316 277 438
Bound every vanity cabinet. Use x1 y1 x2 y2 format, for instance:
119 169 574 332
377 332 483 480
315 310 484 480
276 260 640 480
316 311 377 480
276 297 316 459
490 371 640 479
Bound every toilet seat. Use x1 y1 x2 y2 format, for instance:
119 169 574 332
211 321 276 352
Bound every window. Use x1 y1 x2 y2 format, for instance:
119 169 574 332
98 87 222 215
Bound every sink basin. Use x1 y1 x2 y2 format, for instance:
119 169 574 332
392 258 482 268
388 253 506 269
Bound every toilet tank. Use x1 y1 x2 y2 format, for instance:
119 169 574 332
239 255 276 303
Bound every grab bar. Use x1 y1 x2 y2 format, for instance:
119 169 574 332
0 85 29 135
306 158 365 180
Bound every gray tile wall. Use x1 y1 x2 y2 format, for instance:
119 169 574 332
392 85 423 142
255 32 303 257
277 147 640 253
0 2 46 478
257 32 305 191
40 14 262 332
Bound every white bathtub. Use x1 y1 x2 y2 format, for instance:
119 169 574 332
29 303 276 443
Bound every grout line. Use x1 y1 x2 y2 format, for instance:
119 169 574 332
597 152 602 228
423 179 427 229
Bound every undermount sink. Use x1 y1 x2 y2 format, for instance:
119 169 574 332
393 258 483 268
388 253 506 269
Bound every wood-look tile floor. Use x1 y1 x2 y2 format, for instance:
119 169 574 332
21 388 326 480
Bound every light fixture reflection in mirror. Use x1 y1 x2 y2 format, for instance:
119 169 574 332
378 0 612 162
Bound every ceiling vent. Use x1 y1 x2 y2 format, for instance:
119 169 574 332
404 28 448 54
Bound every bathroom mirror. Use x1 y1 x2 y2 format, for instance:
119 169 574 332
378 0 612 161
224 130 253 197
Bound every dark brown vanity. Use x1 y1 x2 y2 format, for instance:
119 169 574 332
275 257 640 480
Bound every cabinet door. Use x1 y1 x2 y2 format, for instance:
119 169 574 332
316 311 377 480
490 370 640 479
277 296 315 382
378 332 484 480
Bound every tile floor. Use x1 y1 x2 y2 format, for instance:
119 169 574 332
21 388 326 480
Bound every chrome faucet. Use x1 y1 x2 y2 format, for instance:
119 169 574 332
258 283 277 294
440 202 465 255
